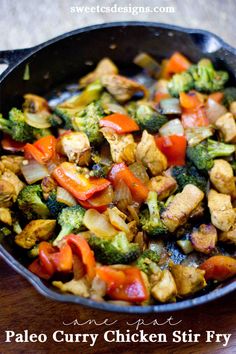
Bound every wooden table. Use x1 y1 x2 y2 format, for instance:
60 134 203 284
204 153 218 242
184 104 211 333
0 258 235 353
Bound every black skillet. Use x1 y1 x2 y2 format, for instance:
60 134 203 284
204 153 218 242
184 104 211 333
0 22 235 313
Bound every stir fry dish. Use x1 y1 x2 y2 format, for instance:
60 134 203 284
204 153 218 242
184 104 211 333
0 52 236 306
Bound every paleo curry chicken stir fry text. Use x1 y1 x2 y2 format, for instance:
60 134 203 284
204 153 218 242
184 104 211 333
0 52 236 305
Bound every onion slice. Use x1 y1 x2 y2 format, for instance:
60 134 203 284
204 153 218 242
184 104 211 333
25 112 51 128
205 98 227 124
160 98 181 115
21 159 49 184
56 186 77 206
159 119 184 136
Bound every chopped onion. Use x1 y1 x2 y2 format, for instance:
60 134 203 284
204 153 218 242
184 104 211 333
133 52 161 78
185 126 214 147
25 112 51 128
56 186 77 206
205 98 227 124
160 98 181 115
21 159 49 184
128 162 149 184
177 240 194 254
108 208 130 233
83 209 117 239
103 102 127 115
159 119 184 136
89 186 113 207
113 180 132 210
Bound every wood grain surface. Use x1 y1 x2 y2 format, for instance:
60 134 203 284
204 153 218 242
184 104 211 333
1 1 236 353
0 258 235 354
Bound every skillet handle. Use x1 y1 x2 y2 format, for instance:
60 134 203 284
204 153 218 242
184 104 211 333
0 48 34 80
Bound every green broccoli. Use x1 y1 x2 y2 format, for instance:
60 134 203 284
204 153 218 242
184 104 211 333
168 72 194 97
140 191 168 237
171 165 207 192
73 101 104 144
53 107 76 129
0 226 11 242
88 232 140 265
17 185 50 220
189 59 229 93
136 249 161 274
46 191 67 218
53 205 85 246
187 139 235 172
0 108 34 142
223 87 236 107
48 114 63 127
32 127 52 139
132 104 168 133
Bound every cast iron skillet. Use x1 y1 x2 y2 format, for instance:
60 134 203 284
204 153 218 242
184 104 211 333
0 22 235 313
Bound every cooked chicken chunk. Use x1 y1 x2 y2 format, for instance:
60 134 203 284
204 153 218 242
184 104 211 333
101 74 147 102
80 58 118 87
15 219 56 249
148 175 177 200
219 222 236 245
215 113 236 143
151 270 177 303
171 264 206 297
0 207 12 225
101 127 136 164
41 176 57 200
0 155 24 175
53 278 90 297
230 101 236 116
191 224 217 254
1 170 24 199
57 131 91 165
0 180 16 207
136 130 168 175
23 94 49 113
209 159 236 197
161 184 204 232
208 189 235 232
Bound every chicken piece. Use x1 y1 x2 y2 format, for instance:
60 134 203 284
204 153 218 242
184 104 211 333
208 189 235 232
101 74 147 102
0 207 12 225
23 94 49 113
53 278 90 297
171 264 206 297
219 222 236 245
161 184 204 232
101 127 136 164
215 113 236 143
57 131 91 166
136 131 168 176
191 224 217 254
230 101 236 116
79 58 118 87
189 203 205 220
151 269 177 303
148 175 177 200
1 170 24 200
41 176 57 200
0 155 24 175
0 180 16 207
209 159 236 197
15 219 56 249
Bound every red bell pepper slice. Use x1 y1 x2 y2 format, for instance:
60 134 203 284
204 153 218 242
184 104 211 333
180 92 209 128
1 135 25 152
109 163 149 203
50 243 73 272
199 255 236 281
24 135 57 164
28 258 52 280
100 113 140 134
155 135 187 166
165 52 191 75
96 266 149 303
65 234 96 281
52 162 110 201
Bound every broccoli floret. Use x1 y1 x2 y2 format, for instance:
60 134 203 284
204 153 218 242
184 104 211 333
140 191 168 237
88 232 140 265
136 249 161 274
53 205 85 246
73 102 104 144
46 191 67 218
189 59 229 93
132 104 168 133
223 87 236 107
0 108 34 142
48 114 63 127
32 127 52 139
187 143 214 172
171 165 207 192
207 138 235 158
168 72 194 97
17 185 50 220
53 107 75 129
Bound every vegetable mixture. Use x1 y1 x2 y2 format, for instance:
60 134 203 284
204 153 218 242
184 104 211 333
0 52 236 306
